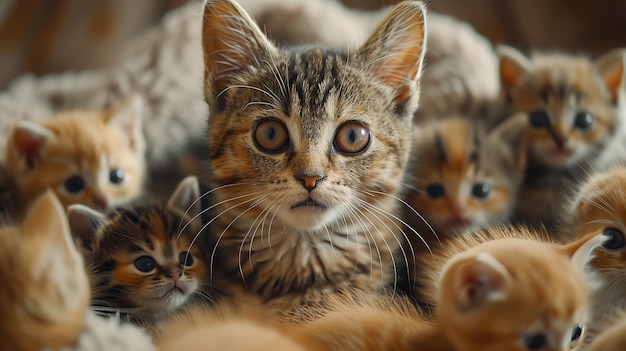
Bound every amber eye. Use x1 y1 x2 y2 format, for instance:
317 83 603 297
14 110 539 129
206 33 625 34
334 122 371 155
253 119 289 153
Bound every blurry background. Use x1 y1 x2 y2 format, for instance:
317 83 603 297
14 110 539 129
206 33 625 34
1 0 625 89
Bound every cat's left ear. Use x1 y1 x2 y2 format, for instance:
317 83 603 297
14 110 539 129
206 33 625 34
594 48 626 104
451 253 511 311
67 204 108 251
9 121 55 170
104 94 145 152
357 1 426 115
166 176 201 229
489 113 528 173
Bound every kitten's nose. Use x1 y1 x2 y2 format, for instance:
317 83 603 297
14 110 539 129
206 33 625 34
166 271 182 282
93 197 107 209
296 174 325 191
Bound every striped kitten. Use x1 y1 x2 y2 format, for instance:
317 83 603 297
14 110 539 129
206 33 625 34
200 0 426 308
3 94 146 218
497 46 626 229
67 176 208 323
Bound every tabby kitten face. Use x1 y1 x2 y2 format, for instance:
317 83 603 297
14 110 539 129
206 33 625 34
201 0 426 302
68 176 206 317
406 115 526 237
498 46 625 169
4 95 145 212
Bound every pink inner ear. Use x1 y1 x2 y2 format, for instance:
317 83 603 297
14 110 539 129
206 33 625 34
14 130 46 169
457 256 507 311
500 59 523 90
605 65 624 97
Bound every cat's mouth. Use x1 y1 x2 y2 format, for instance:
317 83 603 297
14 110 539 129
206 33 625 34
290 198 327 210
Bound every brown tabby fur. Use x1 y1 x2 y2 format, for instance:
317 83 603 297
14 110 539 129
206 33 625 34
3 94 146 218
0 191 90 351
498 46 626 229
584 311 626 351
200 0 426 308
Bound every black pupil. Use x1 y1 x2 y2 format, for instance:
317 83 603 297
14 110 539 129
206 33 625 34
523 333 547 350
64 176 85 193
472 183 491 199
133 256 156 273
426 184 446 199
179 252 194 266
602 228 625 249
529 110 550 128
571 324 583 342
348 129 358 144
574 112 594 130
109 169 125 184
266 126 276 140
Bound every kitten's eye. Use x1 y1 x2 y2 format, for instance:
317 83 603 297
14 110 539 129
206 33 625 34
179 252 194 267
529 110 550 128
253 119 289 153
573 112 594 130
133 256 157 273
109 169 125 184
334 122 371 155
571 324 584 342
64 176 85 193
471 183 491 199
523 333 547 350
426 184 446 199
602 228 625 249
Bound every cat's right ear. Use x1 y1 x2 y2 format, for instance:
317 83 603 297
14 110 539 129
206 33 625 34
490 113 528 173
67 204 107 251
497 45 531 98
166 176 201 230
105 94 145 152
9 121 55 170
202 0 278 110
452 253 511 311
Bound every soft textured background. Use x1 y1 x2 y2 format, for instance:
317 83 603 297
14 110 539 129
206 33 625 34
1 0 625 90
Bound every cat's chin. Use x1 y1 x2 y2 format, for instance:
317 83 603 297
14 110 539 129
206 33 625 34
284 205 340 232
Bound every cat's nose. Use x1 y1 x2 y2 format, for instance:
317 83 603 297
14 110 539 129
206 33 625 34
166 271 182 282
93 197 107 210
296 174 325 191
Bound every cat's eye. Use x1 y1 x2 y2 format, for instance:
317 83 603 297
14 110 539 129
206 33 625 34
133 256 157 273
523 333 547 350
179 252 194 267
528 110 550 128
571 324 584 342
64 176 85 193
426 184 446 199
253 119 289 154
334 122 371 155
109 169 125 184
573 112 594 130
602 228 625 249
471 183 491 199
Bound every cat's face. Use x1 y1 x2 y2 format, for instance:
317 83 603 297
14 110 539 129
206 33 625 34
0 191 89 350
201 0 425 233
5 95 145 211
407 116 526 236
498 47 625 169
438 235 588 351
69 176 205 316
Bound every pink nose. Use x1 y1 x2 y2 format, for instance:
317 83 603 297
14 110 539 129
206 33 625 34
94 197 107 209
167 271 182 282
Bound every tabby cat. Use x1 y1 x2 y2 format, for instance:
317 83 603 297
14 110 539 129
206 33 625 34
201 0 426 308
584 312 626 351
0 191 90 351
403 114 527 247
3 94 146 218
67 176 208 323
497 46 626 229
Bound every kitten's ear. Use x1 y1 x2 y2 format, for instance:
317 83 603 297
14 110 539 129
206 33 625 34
489 113 528 172
453 253 511 311
104 94 144 151
21 190 76 257
202 0 278 108
497 45 531 96
9 121 55 169
357 1 426 110
67 204 107 251
594 48 626 103
166 176 201 222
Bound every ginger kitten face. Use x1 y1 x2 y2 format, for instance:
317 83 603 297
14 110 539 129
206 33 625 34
407 116 526 236
5 95 145 211
69 177 206 317
498 47 625 169
438 234 589 351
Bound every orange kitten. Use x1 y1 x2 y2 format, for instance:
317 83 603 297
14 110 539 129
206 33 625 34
0 191 90 350
4 94 146 217
498 46 626 229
